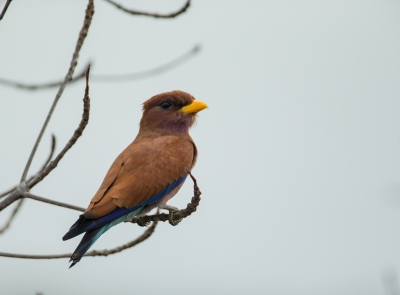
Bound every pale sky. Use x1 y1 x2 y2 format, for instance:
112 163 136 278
1 0 400 294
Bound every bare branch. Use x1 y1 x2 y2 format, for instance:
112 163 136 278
93 44 201 81
20 0 94 183
0 135 56 199
0 135 56 234
84 221 157 257
0 173 200 259
0 0 12 21
104 0 190 18
27 66 91 189
0 199 23 234
0 186 16 200
22 192 85 212
0 65 92 212
0 64 88 90
0 44 200 90
0 221 157 259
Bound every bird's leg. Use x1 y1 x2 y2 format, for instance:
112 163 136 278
124 216 150 227
135 217 151 227
125 205 154 226
163 204 183 226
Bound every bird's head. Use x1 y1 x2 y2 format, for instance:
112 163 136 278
140 90 208 134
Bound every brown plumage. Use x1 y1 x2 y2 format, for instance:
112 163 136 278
84 134 196 218
63 90 208 267
84 90 202 218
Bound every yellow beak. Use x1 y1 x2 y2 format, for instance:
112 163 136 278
179 100 208 114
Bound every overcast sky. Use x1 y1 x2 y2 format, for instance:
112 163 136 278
1 0 400 294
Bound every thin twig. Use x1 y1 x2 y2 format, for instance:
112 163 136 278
0 0 12 21
0 135 56 235
27 66 91 189
104 0 189 18
85 220 157 257
0 64 88 90
22 192 85 212
0 65 92 212
0 45 200 90
0 221 157 259
0 199 23 234
0 135 56 199
20 0 94 184
93 44 201 81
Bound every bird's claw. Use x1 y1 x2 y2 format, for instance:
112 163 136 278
136 217 150 227
164 205 182 226
169 211 183 226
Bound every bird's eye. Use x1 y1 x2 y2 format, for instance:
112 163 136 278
160 101 172 109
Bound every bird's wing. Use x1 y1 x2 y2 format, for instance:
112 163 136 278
83 135 195 219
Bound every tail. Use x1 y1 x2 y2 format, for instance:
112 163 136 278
66 207 143 268
69 226 104 268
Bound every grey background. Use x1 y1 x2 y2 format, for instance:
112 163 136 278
1 0 400 294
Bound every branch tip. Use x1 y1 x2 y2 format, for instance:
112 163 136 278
19 0 94 184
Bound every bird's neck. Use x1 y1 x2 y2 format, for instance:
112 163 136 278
139 121 191 135
138 126 191 138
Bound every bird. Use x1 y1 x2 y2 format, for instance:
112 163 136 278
62 90 207 268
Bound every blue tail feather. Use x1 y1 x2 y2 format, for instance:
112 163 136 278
69 208 142 268
65 175 187 268
63 175 187 241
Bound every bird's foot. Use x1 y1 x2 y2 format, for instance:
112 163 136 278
136 217 151 227
125 216 150 227
163 205 183 226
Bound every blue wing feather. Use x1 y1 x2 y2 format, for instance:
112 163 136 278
63 174 187 265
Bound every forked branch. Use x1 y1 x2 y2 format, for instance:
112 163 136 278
0 173 201 259
0 135 56 235
20 0 94 184
0 63 92 212
0 135 56 199
27 66 91 189
0 0 94 213
0 0 200 263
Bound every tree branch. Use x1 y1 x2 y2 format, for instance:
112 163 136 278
0 135 56 199
0 135 56 235
104 0 190 18
0 221 157 259
93 44 201 81
20 0 94 184
0 0 12 21
2 170 200 222
22 192 85 212
0 64 88 90
0 199 23 234
27 66 91 189
0 64 92 212
0 173 200 259
0 44 201 90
